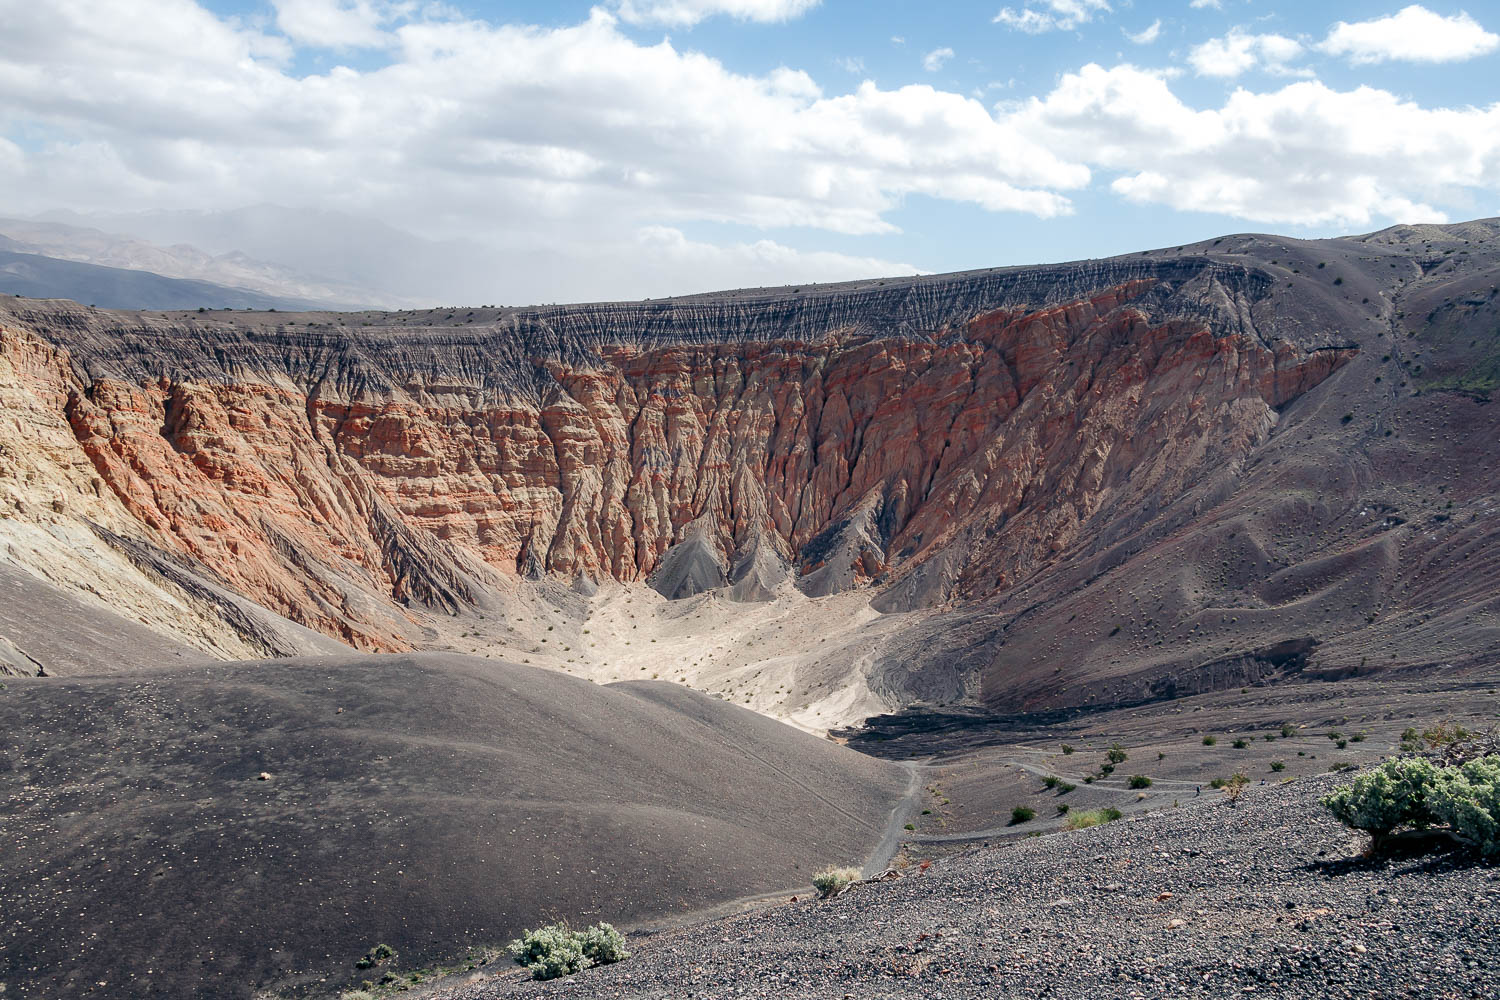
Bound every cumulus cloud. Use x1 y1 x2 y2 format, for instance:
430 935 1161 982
1188 0 1221 9
0 5 1082 246
633 226 921 289
994 0 1109 34
922 46 954 71
614 0 820 27
1319 5 1500 64
271 0 393 48
1124 19 1161 45
3 1 1500 301
1013 63 1500 227
1188 28 1306 77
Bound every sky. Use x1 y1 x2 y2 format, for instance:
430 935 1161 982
1 0 1499 303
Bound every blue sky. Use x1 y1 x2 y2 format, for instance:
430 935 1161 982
1 0 1498 302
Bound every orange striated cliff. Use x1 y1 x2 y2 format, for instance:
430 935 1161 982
1 257 1352 653
8 225 1498 715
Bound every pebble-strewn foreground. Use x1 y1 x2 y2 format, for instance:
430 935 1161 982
447 773 1499 1000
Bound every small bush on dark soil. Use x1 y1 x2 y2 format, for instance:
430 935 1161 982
1065 807 1122 830
510 923 629 981
355 943 396 970
812 867 861 898
1270 761 1286 772
1233 738 1249 749
1128 775 1152 789
1203 736 1217 746
1010 806 1036 824
1324 755 1500 856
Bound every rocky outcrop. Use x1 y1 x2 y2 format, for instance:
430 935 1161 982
0 255 1355 652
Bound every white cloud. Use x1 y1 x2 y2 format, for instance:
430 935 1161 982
1188 28 1306 77
614 0 820 27
271 0 393 48
1013 62 1500 227
834 55 864 74
922 46 954 72
0 4 1084 266
1124 19 1161 45
633 225 920 291
994 0 1110 34
3 2 1500 303
1188 0 1221 9
1320 5 1500 64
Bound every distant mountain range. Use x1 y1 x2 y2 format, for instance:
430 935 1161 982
0 213 432 311
0 248 333 311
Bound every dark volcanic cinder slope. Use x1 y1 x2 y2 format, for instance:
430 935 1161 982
442 770 1500 1000
1 221 1498 712
0 653 908 999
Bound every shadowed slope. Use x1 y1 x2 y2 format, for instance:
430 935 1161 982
0 653 907 999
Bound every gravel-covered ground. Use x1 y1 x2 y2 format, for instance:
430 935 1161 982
433 771 1500 1000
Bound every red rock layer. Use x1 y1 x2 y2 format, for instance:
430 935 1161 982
0 282 1352 650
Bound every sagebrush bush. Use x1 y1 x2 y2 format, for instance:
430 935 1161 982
1106 743 1128 764
1064 807 1122 830
510 922 629 981
1320 757 1438 850
1428 755 1500 856
1010 806 1036 824
1128 775 1152 789
812 866 861 898
1202 735 1217 746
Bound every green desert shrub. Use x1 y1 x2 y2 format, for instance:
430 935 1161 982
1061 744 1075 755
1281 723 1297 738
576 922 630 964
510 922 629 981
1106 743 1129 765
355 943 396 970
1202 735 1217 746
1057 781 1077 794
1232 738 1249 749
1427 756 1500 856
1320 757 1438 850
1270 760 1286 772
812 866 861 898
1056 803 1070 815
1010 806 1036 824
1065 807 1122 831
1042 775 1060 789
1128 775 1152 789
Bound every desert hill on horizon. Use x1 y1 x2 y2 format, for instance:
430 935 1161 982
3 217 1500 998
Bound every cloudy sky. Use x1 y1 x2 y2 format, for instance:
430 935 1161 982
2 0 1499 303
